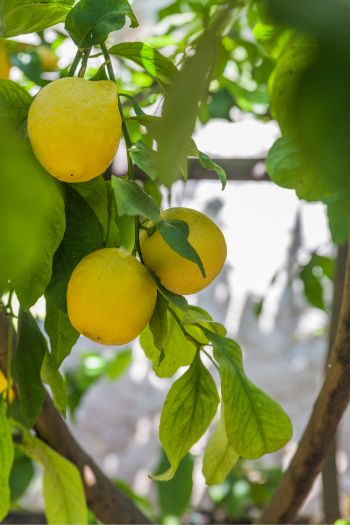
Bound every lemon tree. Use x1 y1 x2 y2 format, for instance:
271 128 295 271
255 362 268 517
3 0 349 523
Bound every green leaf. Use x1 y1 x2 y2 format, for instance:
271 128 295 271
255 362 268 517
105 349 132 381
111 177 161 222
115 213 135 252
41 352 67 415
197 151 227 190
108 42 178 89
149 272 188 312
326 193 350 245
149 293 169 354
44 299 79 367
155 7 229 186
13 177 65 310
202 413 239 485
19 431 87 525
140 306 196 378
9 449 35 503
129 141 158 181
12 310 46 427
158 220 206 278
70 177 109 242
46 185 104 312
266 134 331 201
65 0 138 48
0 0 74 37
0 398 14 520
155 453 194 518
300 262 325 311
0 80 32 125
206 331 293 459
153 353 219 480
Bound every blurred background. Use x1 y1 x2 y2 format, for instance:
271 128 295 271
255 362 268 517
1 0 349 523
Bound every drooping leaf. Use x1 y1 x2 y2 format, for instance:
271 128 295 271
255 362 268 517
158 220 206 277
0 398 14 520
140 307 196 378
149 293 169 354
65 0 138 48
46 185 104 312
153 353 219 480
9 449 35 503
197 151 227 190
111 177 161 222
44 299 79 367
70 177 109 242
206 330 293 459
41 352 67 415
129 141 158 181
202 413 239 485
0 0 74 37
12 310 47 427
149 272 188 312
0 80 32 125
19 431 87 525
108 42 178 89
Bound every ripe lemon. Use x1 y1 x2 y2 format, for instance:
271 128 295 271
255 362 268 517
67 248 157 345
0 39 10 79
28 77 122 182
0 370 15 403
140 207 227 295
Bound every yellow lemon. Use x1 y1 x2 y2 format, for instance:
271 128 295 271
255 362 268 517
0 39 10 79
140 207 227 295
0 370 15 403
28 77 122 182
67 248 157 345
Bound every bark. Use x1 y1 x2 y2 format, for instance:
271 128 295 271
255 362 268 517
321 243 347 523
257 235 350 524
0 312 152 525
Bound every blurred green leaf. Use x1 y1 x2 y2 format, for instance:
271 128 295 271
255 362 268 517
153 353 219 480
109 42 178 89
65 0 138 48
105 349 132 381
203 413 239 485
266 134 331 201
197 151 227 190
205 330 293 458
155 452 194 519
9 449 34 503
13 310 46 428
0 80 32 125
19 430 87 525
45 299 79 367
0 0 74 37
158 220 206 277
112 177 161 222
0 398 14 520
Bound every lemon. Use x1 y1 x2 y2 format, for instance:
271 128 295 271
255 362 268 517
0 39 10 79
140 207 227 295
28 77 122 182
67 248 157 345
0 370 15 403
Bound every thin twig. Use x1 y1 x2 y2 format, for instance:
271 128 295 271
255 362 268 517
67 48 82 77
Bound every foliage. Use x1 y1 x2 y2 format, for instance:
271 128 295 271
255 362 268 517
0 0 347 522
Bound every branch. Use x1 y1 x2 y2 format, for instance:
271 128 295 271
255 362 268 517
257 235 350 524
0 313 152 525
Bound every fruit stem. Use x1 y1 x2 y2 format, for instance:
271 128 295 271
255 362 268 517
68 48 83 77
78 47 91 78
